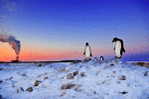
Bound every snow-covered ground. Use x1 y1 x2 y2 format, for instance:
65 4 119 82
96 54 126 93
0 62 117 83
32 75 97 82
0 59 149 99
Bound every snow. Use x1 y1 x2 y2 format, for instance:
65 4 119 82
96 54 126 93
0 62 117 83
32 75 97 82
0 59 149 99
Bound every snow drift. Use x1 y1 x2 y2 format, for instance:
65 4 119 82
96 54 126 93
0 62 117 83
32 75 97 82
0 60 149 99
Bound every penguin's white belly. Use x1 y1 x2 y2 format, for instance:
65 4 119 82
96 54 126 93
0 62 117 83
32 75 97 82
115 41 121 57
85 47 91 57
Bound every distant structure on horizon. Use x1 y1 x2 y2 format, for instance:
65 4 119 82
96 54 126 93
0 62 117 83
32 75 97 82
112 37 125 59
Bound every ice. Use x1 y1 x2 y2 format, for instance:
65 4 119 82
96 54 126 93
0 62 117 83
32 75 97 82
0 60 149 99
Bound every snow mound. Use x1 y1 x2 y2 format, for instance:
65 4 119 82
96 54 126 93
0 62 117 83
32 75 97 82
0 60 149 99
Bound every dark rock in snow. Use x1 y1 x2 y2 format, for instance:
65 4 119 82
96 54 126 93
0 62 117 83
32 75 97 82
60 92 66 97
0 80 3 84
66 71 79 79
0 94 3 99
36 63 45 67
20 87 24 91
17 89 19 93
0 68 3 71
110 64 114 66
58 68 67 72
117 81 121 84
61 83 76 90
80 72 86 77
5 76 13 81
34 80 41 86
119 91 128 95
112 71 116 74
44 76 48 80
66 73 74 79
74 85 82 92
144 71 149 76
37 64 43 67
26 87 33 92
73 71 79 76
118 75 126 80
93 91 97 94
21 73 27 77
9 76 13 80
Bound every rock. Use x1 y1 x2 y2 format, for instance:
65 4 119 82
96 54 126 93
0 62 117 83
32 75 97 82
44 76 48 80
80 72 86 77
58 68 67 72
66 73 74 79
73 71 79 76
117 81 121 84
0 80 3 84
38 64 42 67
36 63 44 67
0 68 3 71
61 83 76 90
17 89 19 93
118 75 126 80
20 87 24 91
60 92 66 97
34 80 41 86
112 71 116 74
21 73 27 77
93 91 97 94
16 87 24 93
119 91 128 95
26 87 33 92
144 71 149 76
110 64 114 66
101 81 106 84
5 76 13 81
0 94 3 99
9 76 13 80
74 85 82 92
66 71 79 79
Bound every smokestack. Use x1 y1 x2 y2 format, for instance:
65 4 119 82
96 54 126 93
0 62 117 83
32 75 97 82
16 55 19 62
0 34 21 62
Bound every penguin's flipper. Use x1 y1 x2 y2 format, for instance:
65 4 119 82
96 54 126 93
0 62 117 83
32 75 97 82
90 53 93 57
83 52 85 55
123 48 126 53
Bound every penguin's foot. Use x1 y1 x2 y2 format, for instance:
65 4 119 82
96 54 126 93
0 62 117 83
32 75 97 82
82 58 92 62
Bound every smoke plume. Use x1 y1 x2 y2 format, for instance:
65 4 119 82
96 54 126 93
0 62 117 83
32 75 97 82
0 34 21 59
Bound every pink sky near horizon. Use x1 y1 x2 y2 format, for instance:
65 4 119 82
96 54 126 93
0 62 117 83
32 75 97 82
0 42 148 61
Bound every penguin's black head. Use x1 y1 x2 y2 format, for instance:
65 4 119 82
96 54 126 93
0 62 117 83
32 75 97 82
85 42 89 46
112 37 119 42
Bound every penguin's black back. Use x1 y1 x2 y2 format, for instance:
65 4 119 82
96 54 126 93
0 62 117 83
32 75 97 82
112 37 125 54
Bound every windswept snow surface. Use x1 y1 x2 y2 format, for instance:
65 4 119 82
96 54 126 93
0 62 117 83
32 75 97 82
0 60 149 99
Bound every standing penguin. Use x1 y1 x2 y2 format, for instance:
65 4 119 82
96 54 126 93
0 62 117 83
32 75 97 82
100 56 104 61
112 37 125 59
83 42 92 60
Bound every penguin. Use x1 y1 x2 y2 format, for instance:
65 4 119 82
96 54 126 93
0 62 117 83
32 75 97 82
83 42 92 60
100 56 104 61
112 37 125 59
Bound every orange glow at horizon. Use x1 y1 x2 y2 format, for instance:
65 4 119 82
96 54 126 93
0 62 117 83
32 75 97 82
0 43 111 61
0 43 16 61
0 43 83 61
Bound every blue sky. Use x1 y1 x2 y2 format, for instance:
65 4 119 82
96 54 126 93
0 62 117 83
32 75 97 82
0 0 149 61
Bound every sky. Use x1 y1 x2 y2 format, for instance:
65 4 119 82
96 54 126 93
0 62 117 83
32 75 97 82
0 0 149 61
